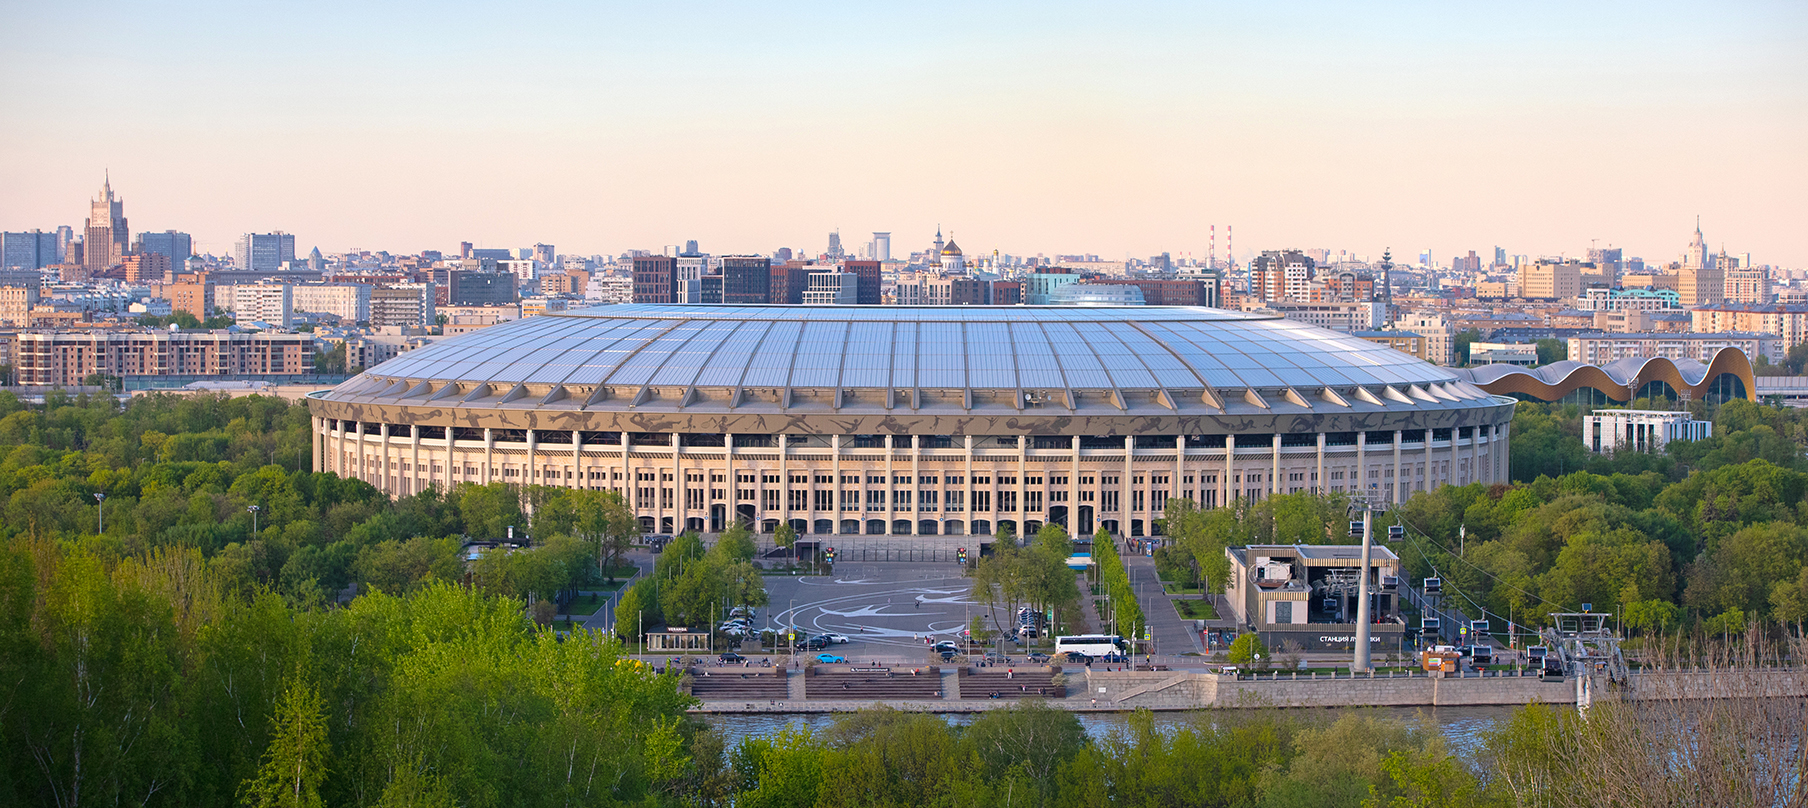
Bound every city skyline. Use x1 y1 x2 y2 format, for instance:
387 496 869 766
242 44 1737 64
1 3 1803 264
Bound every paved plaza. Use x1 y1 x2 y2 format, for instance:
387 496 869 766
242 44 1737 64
763 562 1008 663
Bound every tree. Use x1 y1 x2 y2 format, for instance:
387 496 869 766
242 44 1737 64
1227 633 1267 664
239 678 330 808
1451 329 1483 366
773 522 798 565
1534 337 1566 367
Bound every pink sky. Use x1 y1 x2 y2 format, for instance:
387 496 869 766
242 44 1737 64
2 2 1803 266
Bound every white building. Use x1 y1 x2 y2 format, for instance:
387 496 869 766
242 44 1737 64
1468 342 1538 366
1583 409 1712 455
292 283 372 324
802 271 858 305
370 283 435 328
1396 311 1456 365
231 283 293 327
1567 332 1784 365
1245 300 1383 335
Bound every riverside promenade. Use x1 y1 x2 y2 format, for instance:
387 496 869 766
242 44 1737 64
682 663 1808 714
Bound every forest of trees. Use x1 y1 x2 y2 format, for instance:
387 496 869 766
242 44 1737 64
1156 398 1808 636
1 390 1804 806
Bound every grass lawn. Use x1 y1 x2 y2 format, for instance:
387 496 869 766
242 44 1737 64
563 597 605 616
1162 582 1203 595
1174 599 1218 620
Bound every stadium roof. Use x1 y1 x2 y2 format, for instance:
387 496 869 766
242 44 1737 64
348 304 1476 394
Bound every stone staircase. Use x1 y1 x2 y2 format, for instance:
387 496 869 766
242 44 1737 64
807 665 945 700
687 667 789 700
960 665 1065 700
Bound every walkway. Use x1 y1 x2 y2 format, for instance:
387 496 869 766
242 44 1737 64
1124 554 1203 655
577 549 653 634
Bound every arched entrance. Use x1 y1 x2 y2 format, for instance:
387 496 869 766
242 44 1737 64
637 516 655 533
892 519 912 535
996 520 1017 539
788 518 807 535
760 519 779 533
660 517 673 534
1130 519 1144 537
944 520 965 535
918 520 939 535
971 519 991 536
735 504 756 528
1100 519 1119 535
685 517 703 532
1048 505 1068 528
1024 520 1043 536
866 519 886 535
710 505 726 533
1077 505 1094 535
841 519 861 534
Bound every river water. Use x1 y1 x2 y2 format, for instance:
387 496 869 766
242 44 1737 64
698 705 1526 757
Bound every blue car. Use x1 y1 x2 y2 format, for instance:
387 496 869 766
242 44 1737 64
815 653 846 664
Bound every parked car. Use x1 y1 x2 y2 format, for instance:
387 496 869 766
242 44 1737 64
816 653 846 664
1026 652 1051 663
823 633 850 645
933 640 958 653
719 652 746 663
1063 651 1092 664
800 635 831 651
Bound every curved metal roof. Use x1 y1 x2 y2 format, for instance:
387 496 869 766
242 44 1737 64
352 304 1470 393
1454 349 1756 402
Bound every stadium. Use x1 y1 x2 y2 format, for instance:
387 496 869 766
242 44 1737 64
307 305 1516 542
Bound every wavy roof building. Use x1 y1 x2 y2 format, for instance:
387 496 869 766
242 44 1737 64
1454 350 1754 406
308 306 1515 542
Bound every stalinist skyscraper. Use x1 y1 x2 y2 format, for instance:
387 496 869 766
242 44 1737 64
84 175 129 270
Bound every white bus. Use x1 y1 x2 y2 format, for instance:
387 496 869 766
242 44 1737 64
1054 634 1126 658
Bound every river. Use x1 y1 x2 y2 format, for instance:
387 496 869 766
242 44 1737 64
698 704 1527 757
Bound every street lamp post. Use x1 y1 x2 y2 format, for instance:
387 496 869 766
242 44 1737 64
248 504 261 536
94 492 106 534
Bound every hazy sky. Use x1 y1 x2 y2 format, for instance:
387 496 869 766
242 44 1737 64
2 1 1804 266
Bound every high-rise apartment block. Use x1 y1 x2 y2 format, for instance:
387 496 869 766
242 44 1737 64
136 230 193 265
843 260 882 305
722 256 772 304
371 283 436 328
631 256 678 304
1518 259 1584 300
121 252 172 284
13 330 316 387
447 271 517 306
236 232 297 272
802 271 858 305
168 279 214 319
1252 250 1315 301
84 178 129 270
292 283 373 323
0 231 61 270
231 283 293 326
870 232 891 262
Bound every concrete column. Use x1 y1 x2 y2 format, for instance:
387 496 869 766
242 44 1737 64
672 433 682 528
1122 435 1134 533
1451 427 1461 486
910 435 921 534
333 419 344 476
834 435 844 533
621 430 630 505
312 417 322 472
884 434 894 531
1173 435 1183 508
484 428 494 485
1315 432 1325 495
726 433 736 528
1424 432 1434 492
967 435 977 536
380 423 391 495
1223 434 1234 506
1071 435 1082 524
573 430 582 491
1270 433 1282 497
777 433 789 530
410 424 421 496
1356 430 1367 500
1016 435 1027 537
1393 430 1404 505
526 429 537 490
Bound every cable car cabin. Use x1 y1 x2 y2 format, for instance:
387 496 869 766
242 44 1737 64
1527 646 1548 662
1387 525 1404 541
1349 521 1364 538
1470 619 1489 634
1423 578 1442 595
1538 655 1565 681
1469 645 1494 664
1421 616 1441 632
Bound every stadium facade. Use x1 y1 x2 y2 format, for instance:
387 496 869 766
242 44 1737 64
307 305 1516 538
